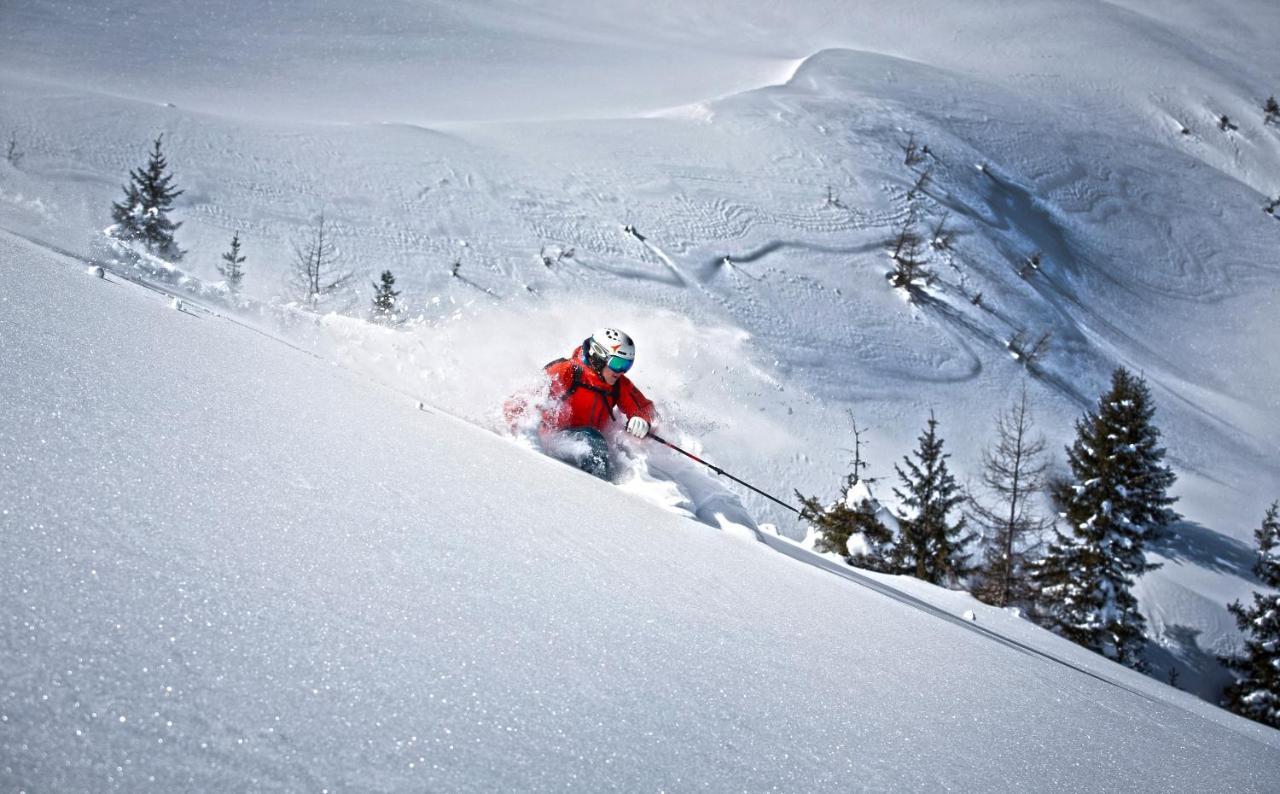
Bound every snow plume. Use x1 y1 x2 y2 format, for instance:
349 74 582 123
277 295 803 531
288 295 785 440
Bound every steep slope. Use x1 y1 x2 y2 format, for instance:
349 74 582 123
2 233 1278 790
3 0 1278 708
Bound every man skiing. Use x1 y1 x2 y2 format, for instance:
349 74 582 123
505 328 656 481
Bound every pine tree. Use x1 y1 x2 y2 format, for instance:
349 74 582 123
371 269 402 324
218 232 246 293
1221 502 1280 728
892 412 975 585
110 135 184 261
887 207 934 293
798 422 895 571
1033 368 1178 670
797 485 895 571
969 386 1050 608
290 213 353 308
1264 95 1279 126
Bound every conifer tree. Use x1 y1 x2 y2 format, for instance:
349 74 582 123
110 135 184 261
1034 368 1177 670
887 207 934 293
218 232 246 293
969 386 1050 608
892 412 975 585
1264 95 1279 126
371 269 402 324
798 422 894 571
797 488 895 571
1221 502 1280 728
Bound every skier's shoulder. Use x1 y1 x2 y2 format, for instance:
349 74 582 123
617 373 645 395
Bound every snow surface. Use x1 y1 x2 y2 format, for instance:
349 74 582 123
3 0 1280 782
3 231 1279 790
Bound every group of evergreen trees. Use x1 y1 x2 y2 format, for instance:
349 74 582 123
108 135 405 322
801 368 1278 727
799 411 973 586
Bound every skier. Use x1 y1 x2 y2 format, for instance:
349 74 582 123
505 328 656 481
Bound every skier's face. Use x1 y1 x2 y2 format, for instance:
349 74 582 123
600 367 621 386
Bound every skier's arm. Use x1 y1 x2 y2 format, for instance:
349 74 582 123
505 359 574 430
544 359 575 401
617 379 656 425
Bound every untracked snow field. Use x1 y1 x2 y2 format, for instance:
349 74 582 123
3 0 1280 787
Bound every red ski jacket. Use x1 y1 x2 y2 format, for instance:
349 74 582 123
506 345 656 435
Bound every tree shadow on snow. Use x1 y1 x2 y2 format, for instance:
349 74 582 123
1144 624 1233 702
1150 519 1259 581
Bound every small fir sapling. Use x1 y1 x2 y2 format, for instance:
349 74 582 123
796 419 895 572
370 269 402 324
1007 329 1051 367
906 168 932 201
218 232 247 293
930 212 955 251
887 208 935 292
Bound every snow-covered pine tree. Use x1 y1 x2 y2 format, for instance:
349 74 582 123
796 420 891 568
1033 367 1177 670
110 135 184 261
1221 502 1280 728
969 385 1050 608
797 485 895 570
798 419 895 570
371 269 401 324
218 233 246 293
892 412 975 585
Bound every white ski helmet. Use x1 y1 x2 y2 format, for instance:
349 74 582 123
583 327 636 373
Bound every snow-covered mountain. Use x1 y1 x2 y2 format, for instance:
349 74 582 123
3 0 1279 786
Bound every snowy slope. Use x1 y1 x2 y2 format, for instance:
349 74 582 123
2 0 1279 713
3 233 1279 790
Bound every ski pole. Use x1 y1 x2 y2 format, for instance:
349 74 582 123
648 433 802 516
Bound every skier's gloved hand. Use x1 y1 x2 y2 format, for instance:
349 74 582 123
626 416 650 439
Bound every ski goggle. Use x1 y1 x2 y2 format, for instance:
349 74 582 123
606 355 633 374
